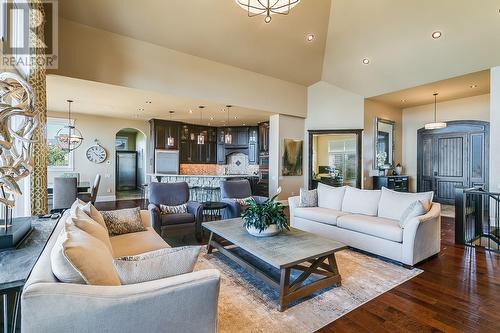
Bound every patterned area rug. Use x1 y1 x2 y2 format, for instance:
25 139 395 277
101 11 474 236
194 248 422 333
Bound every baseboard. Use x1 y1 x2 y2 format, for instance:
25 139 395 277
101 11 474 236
95 195 116 202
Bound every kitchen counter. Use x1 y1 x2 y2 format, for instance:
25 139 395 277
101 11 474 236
147 173 257 179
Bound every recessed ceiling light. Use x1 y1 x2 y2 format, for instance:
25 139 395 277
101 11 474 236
470 84 478 88
306 34 315 42
400 99 407 103
210 116 214 120
145 100 152 104
243 123 246 126
432 31 442 39
188 109 193 114
234 116 238 119
138 108 144 112
362 58 370 65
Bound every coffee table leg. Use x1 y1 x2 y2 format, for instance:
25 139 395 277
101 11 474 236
279 267 291 312
207 232 214 254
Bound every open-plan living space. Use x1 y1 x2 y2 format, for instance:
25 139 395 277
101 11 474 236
0 1 499 332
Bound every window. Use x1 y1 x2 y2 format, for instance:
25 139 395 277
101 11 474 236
115 136 128 150
47 117 73 170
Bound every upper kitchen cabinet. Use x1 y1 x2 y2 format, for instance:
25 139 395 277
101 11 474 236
150 119 180 150
248 127 258 164
258 122 269 154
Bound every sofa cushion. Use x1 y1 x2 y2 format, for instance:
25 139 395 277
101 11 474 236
70 206 113 253
317 183 346 210
110 227 170 258
378 187 433 221
337 214 403 242
161 212 195 226
399 200 427 228
101 207 146 236
114 246 201 285
299 188 318 207
294 207 349 226
341 187 381 216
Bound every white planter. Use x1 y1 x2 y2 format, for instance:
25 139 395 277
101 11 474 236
246 224 280 237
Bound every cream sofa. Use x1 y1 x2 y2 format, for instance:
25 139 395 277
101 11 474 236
288 185 441 266
21 210 221 333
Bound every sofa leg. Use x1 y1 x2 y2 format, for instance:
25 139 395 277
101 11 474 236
402 264 414 270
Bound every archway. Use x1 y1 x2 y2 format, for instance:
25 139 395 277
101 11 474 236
115 128 147 200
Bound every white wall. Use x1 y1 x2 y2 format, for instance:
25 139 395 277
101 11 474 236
402 94 490 192
269 114 305 199
304 81 365 187
54 19 307 118
490 67 500 193
47 111 149 201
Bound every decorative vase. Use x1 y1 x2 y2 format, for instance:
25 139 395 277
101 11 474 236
246 224 280 237
395 165 402 175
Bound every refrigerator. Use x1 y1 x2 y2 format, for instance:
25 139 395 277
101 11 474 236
116 151 138 191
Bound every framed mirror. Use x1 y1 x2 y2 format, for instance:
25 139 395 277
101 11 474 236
308 129 362 189
374 118 395 169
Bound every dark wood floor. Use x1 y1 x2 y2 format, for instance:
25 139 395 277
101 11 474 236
96 200 500 333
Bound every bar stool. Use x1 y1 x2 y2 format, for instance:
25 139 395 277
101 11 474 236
189 186 201 201
200 186 219 202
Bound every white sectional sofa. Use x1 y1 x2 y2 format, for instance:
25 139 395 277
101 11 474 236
288 184 441 266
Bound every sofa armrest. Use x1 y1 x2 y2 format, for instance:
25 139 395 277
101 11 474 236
187 201 203 231
148 203 161 235
221 198 240 219
252 195 268 204
140 210 151 228
288 196 300 226
22 269 221 333
402 203 441 266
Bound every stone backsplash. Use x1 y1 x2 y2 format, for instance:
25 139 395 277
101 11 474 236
180 154 259 176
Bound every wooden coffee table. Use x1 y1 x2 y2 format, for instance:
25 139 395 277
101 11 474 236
204 218 347 311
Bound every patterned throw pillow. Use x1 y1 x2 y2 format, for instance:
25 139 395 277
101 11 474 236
101 207 146 236
160 203 188 214
113 246 201 285
399 200 428 228
299 188 318 207
234 197 255 206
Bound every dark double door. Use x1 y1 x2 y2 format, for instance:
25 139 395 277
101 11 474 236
417 121 489 204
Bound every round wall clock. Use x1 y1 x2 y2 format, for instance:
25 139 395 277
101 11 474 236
86 143 107 164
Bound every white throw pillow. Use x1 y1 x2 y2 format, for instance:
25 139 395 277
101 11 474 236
81 202 108 232
113 246 201 285
399 200 427 228
378 187 433 221
341 187 381 216
51 229 86 284
317 183 346 211
299 188 317 207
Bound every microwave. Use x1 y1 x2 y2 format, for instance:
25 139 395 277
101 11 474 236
155 149 179 174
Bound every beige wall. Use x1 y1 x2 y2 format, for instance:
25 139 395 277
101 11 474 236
363 100 403 189
269 114 305 199
402 94 490 192
47 111 149 200
54 19 307 118
490 67 500 193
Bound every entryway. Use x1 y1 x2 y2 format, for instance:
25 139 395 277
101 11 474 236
417 120 489 204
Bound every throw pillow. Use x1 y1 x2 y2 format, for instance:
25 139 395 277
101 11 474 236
399 200 427 228
341 187 381 216
299 188 318 207
54 223 121 286
317 183 346 210
378 187 434 221
160 203 188 214
51 229 86 284
70 206 113 253
113 246 201 285
101 207 146 236
81 202 108 231
234 197 255 206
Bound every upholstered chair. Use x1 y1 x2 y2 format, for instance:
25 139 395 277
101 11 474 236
220 179 267 219
148 182 203 241
52 177 78 211
77 174 101 204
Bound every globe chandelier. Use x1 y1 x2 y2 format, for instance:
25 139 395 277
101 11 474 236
235 0 301 23
56 100 84 151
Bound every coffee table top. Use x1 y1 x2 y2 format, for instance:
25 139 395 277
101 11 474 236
204 218 347 269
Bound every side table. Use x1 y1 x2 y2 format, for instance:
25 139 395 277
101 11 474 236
0 216 59 333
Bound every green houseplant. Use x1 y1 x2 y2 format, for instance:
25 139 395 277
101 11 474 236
241 187 289 237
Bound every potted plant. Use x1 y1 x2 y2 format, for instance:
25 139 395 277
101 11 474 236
241 187 289 237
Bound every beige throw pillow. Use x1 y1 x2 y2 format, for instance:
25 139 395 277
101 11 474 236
101 207 146 236
70 206 113 253
51 229 86 284
62 223 121 286
81 202 108 231
114 246 201 285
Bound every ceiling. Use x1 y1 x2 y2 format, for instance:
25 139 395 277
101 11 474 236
59 0 331 86
322 0 500 97
369 70 490 109
47 75 273 126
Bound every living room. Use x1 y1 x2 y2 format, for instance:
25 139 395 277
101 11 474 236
0 1 499 332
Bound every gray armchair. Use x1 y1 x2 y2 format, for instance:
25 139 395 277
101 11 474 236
148 182 203 241
220 179 267 219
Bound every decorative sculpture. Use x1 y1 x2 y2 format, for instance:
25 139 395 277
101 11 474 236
0 72 38 228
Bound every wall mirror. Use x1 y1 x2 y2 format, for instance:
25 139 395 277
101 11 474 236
308 130 362 189
374 118 395 169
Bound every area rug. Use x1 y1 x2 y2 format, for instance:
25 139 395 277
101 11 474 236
194 248 422 333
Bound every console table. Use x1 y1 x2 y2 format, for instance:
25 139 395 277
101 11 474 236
0 216 59 333
373 175 409 192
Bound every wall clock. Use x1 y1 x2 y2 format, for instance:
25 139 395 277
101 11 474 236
86 143 107 164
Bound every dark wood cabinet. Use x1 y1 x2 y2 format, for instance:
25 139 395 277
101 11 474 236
150 119 180 150
258 122 269 154
373 176 409 192
217 143 225 164
248 127 258 165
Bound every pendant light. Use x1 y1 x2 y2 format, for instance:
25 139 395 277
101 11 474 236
56 100 84 151
224 105 233 145
235 0 301 24
167 111 175 147
197 106 205 145
425 93 447 130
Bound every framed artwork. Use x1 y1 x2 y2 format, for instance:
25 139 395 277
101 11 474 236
282 139 303 176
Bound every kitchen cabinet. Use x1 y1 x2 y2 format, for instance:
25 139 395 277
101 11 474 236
248 127 258 164
217 143 225 164
150 119 180 150
258 122 269 154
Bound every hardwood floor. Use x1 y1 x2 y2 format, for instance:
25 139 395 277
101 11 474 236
96 200 500 332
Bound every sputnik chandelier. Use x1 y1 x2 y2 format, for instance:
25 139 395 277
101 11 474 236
235 0 301 23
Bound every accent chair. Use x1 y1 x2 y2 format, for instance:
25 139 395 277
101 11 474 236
220 179 267 219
